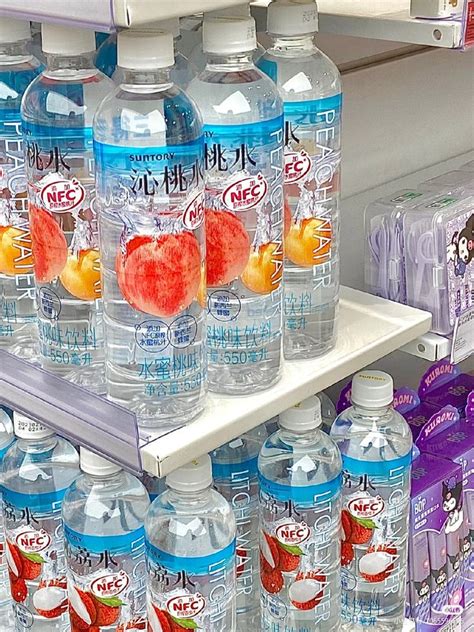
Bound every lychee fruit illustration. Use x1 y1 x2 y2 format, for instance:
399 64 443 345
29 205 68 283
289 571 326 610
6 541 23 581
69 585 97 630
206 209 250 286
147 604 172 632
19 552 43 580
274 541 302 572
260 531 280 574
341 541 355 567
261 568 284 594
359 549 395 583
10 577 27 603
93 598 120 626
241 241 283 294
343 510 376 545
341 509 352 541
116 232 201 318
33 578 68 618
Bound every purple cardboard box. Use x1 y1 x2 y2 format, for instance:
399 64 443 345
394 388 440 441
419 360 474 418
409 452 465 631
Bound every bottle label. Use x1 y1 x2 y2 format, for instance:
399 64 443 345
146 539 236 630
64 525 147 631
203 117 284 367
259 473 342 630
2 486 70 626
94 139 206 401
339 453 412 627
213 457 259 612
23 122 101 366
0 115 35 332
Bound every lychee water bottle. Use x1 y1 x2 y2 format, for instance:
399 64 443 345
211 426 268 626
187 13 284 395
259 0 342 359
1 413 79 631
0 407 14 625
258 396 342 631
21 24 113 392
0 18 42 360
330 371 413 631
94 30 206 429
62 449 150 632
145 455 237 631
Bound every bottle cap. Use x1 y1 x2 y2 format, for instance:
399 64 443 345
42 24 96 55
351 371 394 409
118 30 174 70
13 413 54 440
166 455 212 492
268 0 319 37
203 16 257 55
80 448 122 476
206 3 252 18
0 18 31 44
279 395 322 431
155 17 180 39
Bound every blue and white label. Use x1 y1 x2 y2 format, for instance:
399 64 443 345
258 474 342 631
65 526 147 631
146 539 236 630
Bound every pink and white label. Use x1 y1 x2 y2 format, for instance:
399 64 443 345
40 177 85 213
166 593 206 619
284 150 312 184
275 521 311 546
222 173 268 212
91 570 130 599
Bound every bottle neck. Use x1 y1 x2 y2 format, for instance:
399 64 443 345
0 40 33 65
167 484 213 508
84 469 124 487
351 403 393 420
18 435 58 453
205 51 255 72
44 51 97 78
269 34 317 54
120 66 173 91
279 427 321 446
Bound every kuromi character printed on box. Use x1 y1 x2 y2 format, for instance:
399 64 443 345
446 210 474 325
442 479 464 534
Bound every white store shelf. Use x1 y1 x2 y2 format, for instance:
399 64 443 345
401 331 452 361
141 286 431 477
253 0 471 49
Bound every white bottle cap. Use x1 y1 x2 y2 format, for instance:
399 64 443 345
13 413 54 440
203 16 257 55
206 3 251 18
156 17 180 39
0 18 31 44
166 454 213 492
80 448 122 476
279 395 322 432
41 24 96 55
351 371 394 409
118 30 174 70
268 0 319 37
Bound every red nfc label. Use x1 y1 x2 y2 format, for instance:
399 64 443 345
16 528 51 553
91 571 130 599
40 177 85 213
167 593 206 619
182 191 205 230
284 150 312 184
222 173 268 212
276 522 310 546
348 495 385 519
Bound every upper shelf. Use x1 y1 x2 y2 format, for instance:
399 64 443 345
253 0 473 49
0 287 431 477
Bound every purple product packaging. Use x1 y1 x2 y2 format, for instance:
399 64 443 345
409 531 432 623
427 529 449 624
394 387 440 441
419 360 474 417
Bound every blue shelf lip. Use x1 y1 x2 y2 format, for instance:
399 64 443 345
0 350 143 476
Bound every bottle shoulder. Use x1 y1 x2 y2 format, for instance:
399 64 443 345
146 488 235 523
0 61 42 113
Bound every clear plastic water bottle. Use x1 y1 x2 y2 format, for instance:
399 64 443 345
259 0 342 359
0 408 14 625
258 396 342 631
330 371 413 631
0 18 42 361
211 426 268 626
1 413 79 631
94 30 206 429
145 455 237 631
21 25 113 392
95 34 117 79
187 14 284 395
318 390 337 434
62 449 150 632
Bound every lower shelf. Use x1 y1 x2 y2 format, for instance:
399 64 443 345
141 286 431 477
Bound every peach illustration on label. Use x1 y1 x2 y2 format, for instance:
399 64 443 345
30 205 68 283
284 198 292 237
116 232 201 318
241 241 283 295
286 217 332 267
206 209 250 287
0 226 33 276
60 249 101 301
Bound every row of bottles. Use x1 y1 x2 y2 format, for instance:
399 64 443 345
0 371 412 631
0 0 342 429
